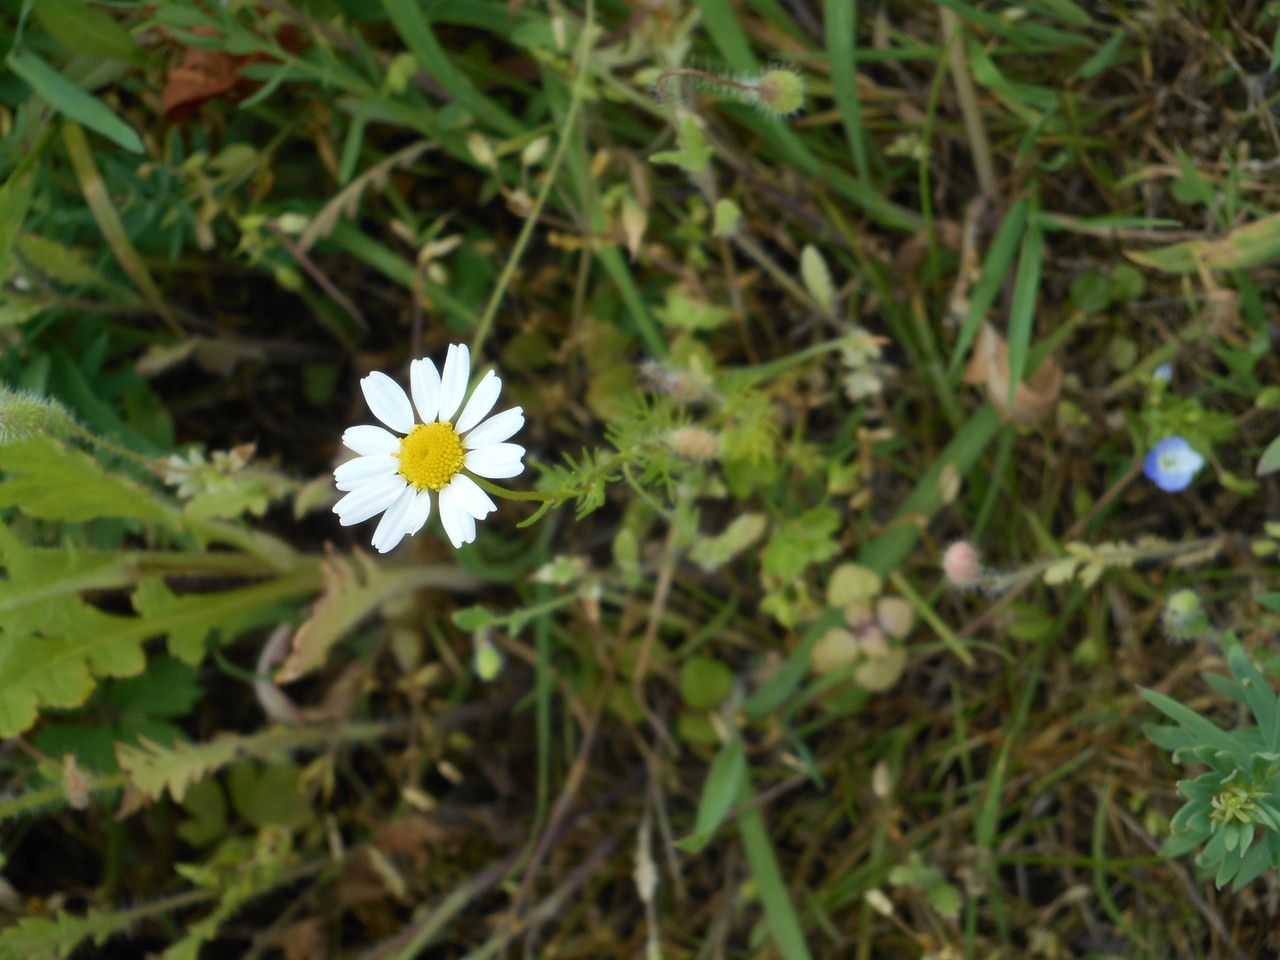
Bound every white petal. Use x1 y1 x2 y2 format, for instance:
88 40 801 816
334 454 399 492
361 371 416 434
446 474 497 519
437 343 471 422
454 370 502 434
465 443 525 479
463 406 524 449
343 425 400 456
410 358 441 424
333 475 406 526
403 489 432 536
1164 447 1205 474
437 485 476 548
371 485 416 553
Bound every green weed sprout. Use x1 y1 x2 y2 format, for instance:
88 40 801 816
1142 630 1280 890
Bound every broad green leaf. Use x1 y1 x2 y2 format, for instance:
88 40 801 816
1126 211 1280 273
1140 687 1254 769
227 762 306 826
1226 644 1280 751
1257 433 1280 476
7 50 143 153
679 656 734 710
32 0 142 65
676 736 746 853
0 436 175 528
799 245 835 313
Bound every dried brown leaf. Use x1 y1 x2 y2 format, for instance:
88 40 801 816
963 322 1062 426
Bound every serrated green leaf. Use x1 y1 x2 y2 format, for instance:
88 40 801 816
0 526 144 736
131 576 301 664
762 505 840 580
0 906 132 960
0 436 175 528
118 735 251 803
651 113 713 173
654 287 730 332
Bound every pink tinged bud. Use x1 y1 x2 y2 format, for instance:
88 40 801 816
942 541 981 587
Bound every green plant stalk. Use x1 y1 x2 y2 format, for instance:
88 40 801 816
61 121 182 337
888 570 972 666
470 0 595 355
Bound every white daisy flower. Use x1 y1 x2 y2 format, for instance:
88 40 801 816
333 344 525 552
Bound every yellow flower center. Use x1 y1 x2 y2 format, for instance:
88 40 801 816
397 422 464 491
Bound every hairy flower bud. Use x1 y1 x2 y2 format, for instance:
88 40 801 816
0 388 70 445
752 69 805 116
666 426 720 461
942 541 981 588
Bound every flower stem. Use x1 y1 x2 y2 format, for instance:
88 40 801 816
470 475 555 503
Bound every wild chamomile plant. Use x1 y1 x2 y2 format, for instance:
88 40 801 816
1143 603 1280 891
333 344 526 552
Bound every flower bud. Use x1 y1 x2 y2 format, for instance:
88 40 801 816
1163 589 1212 642
753 69 805 116
0 388 70 445
942 541 981 588
666 425 719 461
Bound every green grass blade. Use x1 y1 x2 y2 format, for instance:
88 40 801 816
736 771 814 960
694 0 758 70
8 49 143 153
380 0 522 136
825 0 869 180
858 407 1000 576
61 121 179 336
948 199 1027 378
1005 213 1043 409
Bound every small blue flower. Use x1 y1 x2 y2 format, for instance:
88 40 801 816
1153 363 1173 383
1143 436 1205 492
